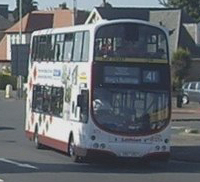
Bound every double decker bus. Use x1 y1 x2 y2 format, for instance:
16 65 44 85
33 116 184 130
25 19 171 162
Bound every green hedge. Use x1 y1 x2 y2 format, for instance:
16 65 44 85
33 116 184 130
0 73 17 90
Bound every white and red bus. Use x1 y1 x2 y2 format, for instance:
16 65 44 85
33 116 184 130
25 19 171 162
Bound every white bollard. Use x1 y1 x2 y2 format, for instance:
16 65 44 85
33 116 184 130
5 84 13 98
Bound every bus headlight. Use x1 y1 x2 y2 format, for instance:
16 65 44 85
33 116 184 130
155 145 160 151
100 143 106 149
91 135 96 141
93 143 99 149
162 145 167 151
164 138 169 144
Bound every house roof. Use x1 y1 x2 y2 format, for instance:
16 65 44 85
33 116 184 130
53 9 73 27
0 4 9 19
6 12 53 33
87 7 199 57
0 15 13 30
96 7 149 21
149 9 182 56
5 9 89 33
93 7 196 24
76 10 90 25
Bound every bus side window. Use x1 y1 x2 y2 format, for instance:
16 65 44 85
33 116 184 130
46 35 53 61
51 87 64 117
42 86 51 113
38 36 47 61
63 33 74 61
54 34 64 61
82 31 90 62
55 44 61 61
31 37 38 61
72 32 83 62
50 35 56 61
77 90 89 123
32 85 43 112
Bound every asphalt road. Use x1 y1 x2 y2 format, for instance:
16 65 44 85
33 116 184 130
1 94 200 182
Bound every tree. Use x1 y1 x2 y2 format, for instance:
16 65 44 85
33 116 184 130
158 0 200 22
171 48 191 90
13 0 38 22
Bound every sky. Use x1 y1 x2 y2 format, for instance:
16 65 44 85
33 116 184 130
2 0 163 11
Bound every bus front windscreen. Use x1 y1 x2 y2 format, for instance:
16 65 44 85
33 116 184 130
94 22 168 62
92 88 169 135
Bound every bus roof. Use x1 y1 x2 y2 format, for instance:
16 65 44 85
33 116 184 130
32 19 168 37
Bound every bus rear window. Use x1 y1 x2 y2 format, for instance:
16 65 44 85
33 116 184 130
94 23 168 62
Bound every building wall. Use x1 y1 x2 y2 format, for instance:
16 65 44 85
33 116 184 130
184 23 200 46
0 35 10 72
0 35 7 60
183 23 197 44
150 10 181 58
197 23 200 46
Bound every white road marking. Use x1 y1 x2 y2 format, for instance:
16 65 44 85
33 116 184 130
0 179 4 182
171 126 185 130
0 158 38 169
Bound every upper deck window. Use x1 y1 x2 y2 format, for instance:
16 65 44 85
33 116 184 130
94 23 168 63
31 31 90 62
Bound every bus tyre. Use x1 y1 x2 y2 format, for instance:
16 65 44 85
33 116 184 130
34 130 42 149
69 137 81 163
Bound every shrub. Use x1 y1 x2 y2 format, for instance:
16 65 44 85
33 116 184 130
171 48 191 90
0 73 17 90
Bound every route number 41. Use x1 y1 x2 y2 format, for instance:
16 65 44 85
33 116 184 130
143 70 159 83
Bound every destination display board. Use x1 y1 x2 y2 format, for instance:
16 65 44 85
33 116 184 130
103 66 160 84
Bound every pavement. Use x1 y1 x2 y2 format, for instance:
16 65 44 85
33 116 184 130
171 97 200 122
170 97 200 163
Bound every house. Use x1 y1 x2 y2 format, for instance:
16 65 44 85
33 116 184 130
86 7 200 59
0 5 14 71
0 8 89 70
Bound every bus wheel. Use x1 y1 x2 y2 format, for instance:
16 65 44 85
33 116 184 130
34 129 42 149
69 137 82 162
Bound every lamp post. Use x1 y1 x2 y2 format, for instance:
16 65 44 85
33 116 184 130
73 0 77 25
19 0 22 44
18 0 23 99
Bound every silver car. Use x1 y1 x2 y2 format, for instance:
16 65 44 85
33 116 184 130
181 81 200 104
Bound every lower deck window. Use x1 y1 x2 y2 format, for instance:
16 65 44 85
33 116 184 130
32 85 64 117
